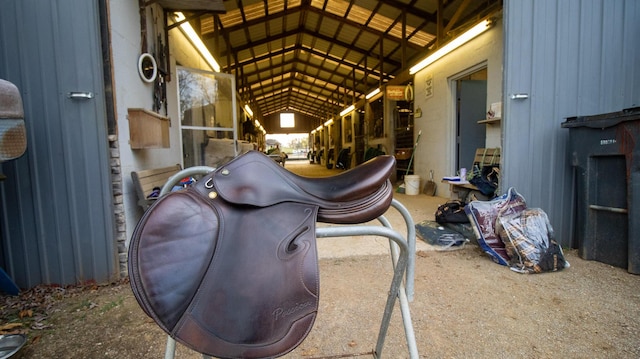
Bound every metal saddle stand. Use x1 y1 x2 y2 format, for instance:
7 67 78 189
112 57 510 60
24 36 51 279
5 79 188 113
158 166 419 359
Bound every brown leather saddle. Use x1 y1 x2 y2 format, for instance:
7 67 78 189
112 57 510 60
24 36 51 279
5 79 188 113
129 150 395 358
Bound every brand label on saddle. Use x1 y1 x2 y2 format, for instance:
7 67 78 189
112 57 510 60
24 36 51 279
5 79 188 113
273 301 314 321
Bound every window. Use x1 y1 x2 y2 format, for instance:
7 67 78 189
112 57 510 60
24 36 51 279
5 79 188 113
178 66 238 167
280 113 295 128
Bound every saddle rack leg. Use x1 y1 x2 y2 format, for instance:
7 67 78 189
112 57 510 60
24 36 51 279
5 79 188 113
315 198 419 359
378 199 419 358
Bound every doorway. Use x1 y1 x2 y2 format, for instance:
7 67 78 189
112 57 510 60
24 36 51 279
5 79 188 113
455 68 487 172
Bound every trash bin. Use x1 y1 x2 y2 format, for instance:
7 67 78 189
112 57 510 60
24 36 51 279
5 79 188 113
561 107 640 274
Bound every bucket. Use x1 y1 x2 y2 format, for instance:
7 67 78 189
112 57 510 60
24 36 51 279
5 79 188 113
404 175 420 195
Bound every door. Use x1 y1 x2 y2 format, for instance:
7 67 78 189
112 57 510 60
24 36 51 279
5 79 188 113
0 0 116 288
177 67 238 168
457 80 487 171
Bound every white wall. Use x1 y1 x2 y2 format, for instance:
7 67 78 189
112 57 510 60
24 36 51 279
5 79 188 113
411 19 503 197
110 1 218 244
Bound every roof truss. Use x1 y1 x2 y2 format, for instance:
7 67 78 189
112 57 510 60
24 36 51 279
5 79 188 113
170 0 501 131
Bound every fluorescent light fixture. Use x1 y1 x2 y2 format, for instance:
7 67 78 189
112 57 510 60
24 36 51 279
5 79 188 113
324 119 334 126
409 19 492 75
339 105 355 117
174 12 221 72
244 105 253 117
316 125 323 132
365 88 381 99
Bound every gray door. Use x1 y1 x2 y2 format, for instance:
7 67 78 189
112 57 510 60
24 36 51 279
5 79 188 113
0 0 116 288
457 80 487 171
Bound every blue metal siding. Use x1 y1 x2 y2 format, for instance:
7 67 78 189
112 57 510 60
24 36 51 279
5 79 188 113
0 0 117 288
503 0 640 246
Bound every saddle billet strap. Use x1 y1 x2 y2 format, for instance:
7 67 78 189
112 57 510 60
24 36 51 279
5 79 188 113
129 178 320 358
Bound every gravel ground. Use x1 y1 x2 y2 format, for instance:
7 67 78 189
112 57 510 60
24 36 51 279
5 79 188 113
4 247 639 359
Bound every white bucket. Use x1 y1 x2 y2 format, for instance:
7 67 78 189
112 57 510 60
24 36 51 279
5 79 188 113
404 175 421 195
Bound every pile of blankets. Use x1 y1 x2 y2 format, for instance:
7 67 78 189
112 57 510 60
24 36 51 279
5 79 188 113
465 187 569 273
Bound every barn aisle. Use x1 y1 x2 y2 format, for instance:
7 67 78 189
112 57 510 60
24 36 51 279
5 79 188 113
283 159 449 259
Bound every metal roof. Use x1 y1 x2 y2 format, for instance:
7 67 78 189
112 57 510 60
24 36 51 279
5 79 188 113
169 0 502 130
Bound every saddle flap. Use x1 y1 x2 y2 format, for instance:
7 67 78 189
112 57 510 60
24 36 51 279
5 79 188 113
129 178 320 358
129 191 220 331
173 201 320 358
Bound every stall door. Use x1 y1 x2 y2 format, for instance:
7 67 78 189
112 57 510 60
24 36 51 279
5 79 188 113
457 80 487 170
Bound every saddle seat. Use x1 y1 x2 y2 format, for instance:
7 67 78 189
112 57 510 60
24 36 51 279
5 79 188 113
210 150 396 224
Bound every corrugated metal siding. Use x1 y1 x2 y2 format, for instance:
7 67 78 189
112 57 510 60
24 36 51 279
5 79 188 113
502 0 640 246
0 0 117 288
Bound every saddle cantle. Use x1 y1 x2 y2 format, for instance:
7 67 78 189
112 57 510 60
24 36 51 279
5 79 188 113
129 150 395 358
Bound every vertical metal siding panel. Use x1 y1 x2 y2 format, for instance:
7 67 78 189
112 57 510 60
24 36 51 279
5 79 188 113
576 1 603 114
552 0 582 245
529 0 558 207
56 1 114 283
0 0 116 288
599 2 625 109
503 0 579 246
622 1 640 106
53 0 115 285
0 2 52 287
502 0 534 194
554 0 581 118
31 2 77 286
504 0 640 247
514 0 573 234
0 3 20 283
53 2 90 284
0 163 42 287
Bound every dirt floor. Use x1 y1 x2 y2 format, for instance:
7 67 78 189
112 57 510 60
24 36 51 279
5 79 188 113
3 248 640 359
2 160 640 358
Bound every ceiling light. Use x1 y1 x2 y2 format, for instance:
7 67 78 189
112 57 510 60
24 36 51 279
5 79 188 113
339 105 355 117
174 12 221 72
365 88 381 99
409 19 492 75
324 119 334 126
244 105 253 117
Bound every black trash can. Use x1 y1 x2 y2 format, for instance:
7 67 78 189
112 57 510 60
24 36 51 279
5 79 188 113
561 107 640 274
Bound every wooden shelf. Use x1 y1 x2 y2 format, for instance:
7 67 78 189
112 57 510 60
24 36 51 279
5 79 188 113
478 117 501 125
128 108 170 149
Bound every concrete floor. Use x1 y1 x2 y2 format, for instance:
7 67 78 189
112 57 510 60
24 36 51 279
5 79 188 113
284 159 450 259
